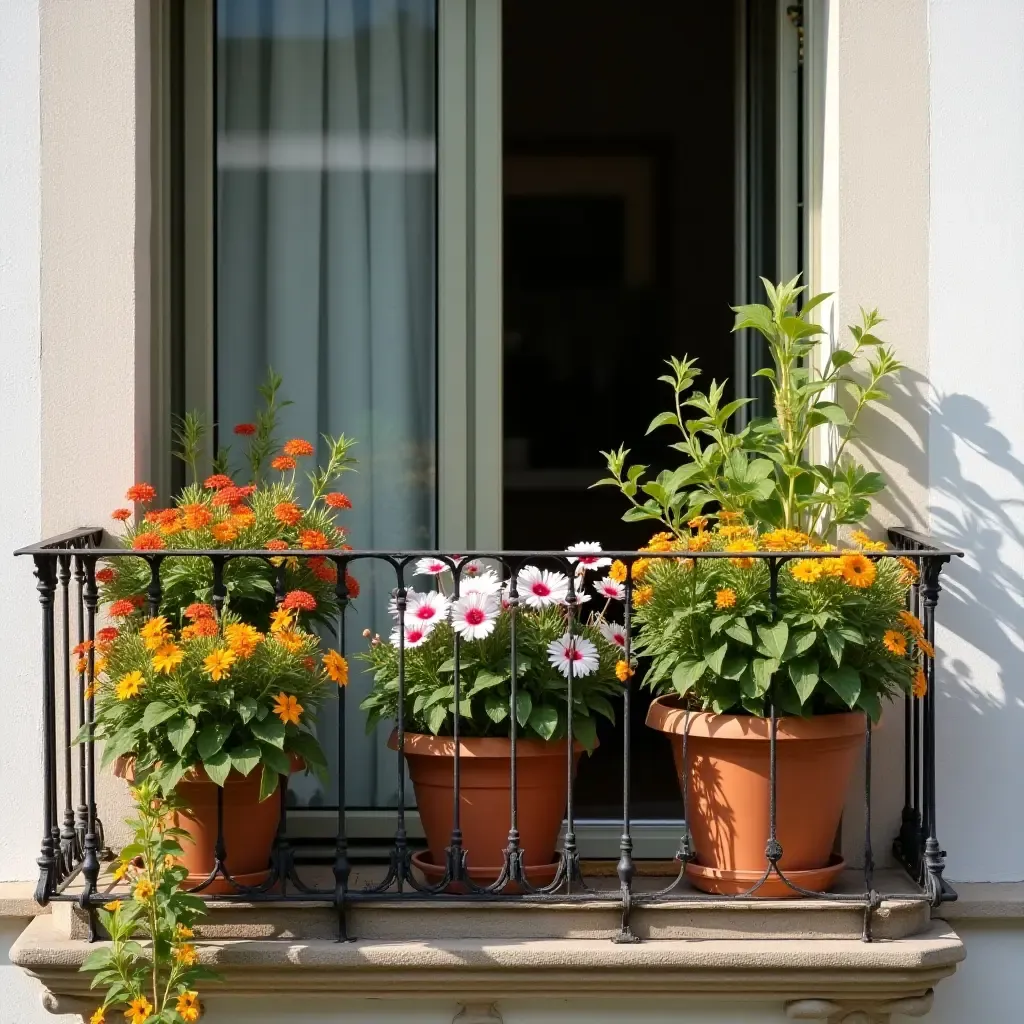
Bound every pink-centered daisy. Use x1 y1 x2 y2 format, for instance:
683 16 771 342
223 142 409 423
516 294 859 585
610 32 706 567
415 557 450 577
451 592 499 640
456 558 483 577
389 624 433 648
407 590 449 627
599 620 628 649
517 566 570 609
594 576 625 601
566 541 612 572
460 569 502 597
547 634 600 679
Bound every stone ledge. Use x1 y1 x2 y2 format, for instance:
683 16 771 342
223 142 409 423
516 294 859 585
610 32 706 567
936 881 1024 921
0 881 48 919
12 915 964 1015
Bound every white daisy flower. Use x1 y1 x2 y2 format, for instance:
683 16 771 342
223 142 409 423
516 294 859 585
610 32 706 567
455 557 484 577
566 542 612 572
599 620 628 649
451 592 499 640
460 568 502 597
407 590 450 628
389 623 433 648
388 587 423 620
518 566 570 609
547 633 600 678
594 576 625 601
415 557 451 577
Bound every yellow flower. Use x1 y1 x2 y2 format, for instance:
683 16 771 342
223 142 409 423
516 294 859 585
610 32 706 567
124 996 153 1024
760 528 809 552
114 671 144 700
615 659 634 682
323 650 349 686
174 943 199 967
176 922 194 939
90 1008 106 1024
202 647 236 681
715 588 737 609
912 665 927 698
883 630 908 656
176 991 201 1023
631 558 652 580
139 615 170 651
94 657 107 676
688 516 709 530
102 899 122 912
111 860 130 882
687 531 712 551
918 637 935 659
608 560 628 584
133 878 155 902
269 607 294 633
897 556 920 583
791 559 823 583
274 629 304 654
273 692 303 725
718 510 743 523
840 552 877 588
725 539 756 568
151 642 184 675
898 610 925 638
719 524 755 541
223 622 263 659
633 585 654 607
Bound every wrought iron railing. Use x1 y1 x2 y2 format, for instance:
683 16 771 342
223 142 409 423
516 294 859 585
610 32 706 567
16 527 960 944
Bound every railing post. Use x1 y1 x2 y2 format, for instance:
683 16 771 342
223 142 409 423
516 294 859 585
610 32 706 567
58 554 77 879
332 559 352 940
614 563 639 943
79 556 101 932
33 555 57 905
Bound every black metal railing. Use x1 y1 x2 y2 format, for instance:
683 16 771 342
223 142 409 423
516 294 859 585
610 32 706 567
16 527 960 943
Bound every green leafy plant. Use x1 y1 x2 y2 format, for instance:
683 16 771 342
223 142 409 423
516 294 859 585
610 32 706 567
595 278 931 719
82 779 219 1024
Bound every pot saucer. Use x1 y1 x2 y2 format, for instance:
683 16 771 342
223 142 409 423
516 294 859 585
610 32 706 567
684 854 846 897
411 849 560 893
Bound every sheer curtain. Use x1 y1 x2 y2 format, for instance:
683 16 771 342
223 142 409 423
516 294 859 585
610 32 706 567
216 0 437 806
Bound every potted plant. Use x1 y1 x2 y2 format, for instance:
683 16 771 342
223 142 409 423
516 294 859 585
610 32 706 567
595 278 931 895
359 553 627 888
80 372 358 892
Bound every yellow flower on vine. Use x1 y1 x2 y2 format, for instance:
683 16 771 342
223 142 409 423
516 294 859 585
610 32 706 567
124 996 153 1024
839 553 876 588
790 559 823 583
633 585 654 607
615 659 634 682
151 642 184 675
174 943 199 967
883 630 907 656
114 671 144 700
133 878 155 903
269 607 294 633
176 991 202 1023
139 616 170 651
202 647 236 681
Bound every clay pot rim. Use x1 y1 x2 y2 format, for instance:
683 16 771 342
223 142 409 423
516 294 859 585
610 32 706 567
645 694 868 740
388 729 593 758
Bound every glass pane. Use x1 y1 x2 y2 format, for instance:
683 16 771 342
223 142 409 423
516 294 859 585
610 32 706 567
216 0 437 807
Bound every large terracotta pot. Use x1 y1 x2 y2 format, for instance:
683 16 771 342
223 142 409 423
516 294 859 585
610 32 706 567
390 730 586 888
646 695 865 896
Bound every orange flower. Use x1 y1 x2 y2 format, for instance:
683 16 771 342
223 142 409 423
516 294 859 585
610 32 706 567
615 659 634 682
266 538 289 551
273 692 303 725
273 629 305 653
725 539 756 568
223 622 262 658
72 640 94 656
182 617 219 639
152 642 184 674
269 607 294 633
211 485 248 508
344 573 360 598
95 567 116 583
271 455 296 472
912 665 927 698
111 508 131 521
282 589 316 612
608 560 628 583
883 630 908 656
760 528 810 552
325 492 353 509
298 529 330 550
283 438 314 457
312 559 338 583
108 599 137 618
233 422 257 436
96 626 118 646
202 647 236 681
74 656 88 674
125 483 156 504
132 532 165 551
140 615 171 650
918 637 935 659
688 516 709 530
840 553 877 588
181 504 213 530
174 943 199 967
323 650 349 685
898 610 925 638
230 508 256 529
176 991 201 1023
203 473 233 490
897 556 920 583
210 521 238 543
718 510 744 523
274 502 303 526
184 602 216 621
687 531 713 551
715 588 737 609
633 585 654 607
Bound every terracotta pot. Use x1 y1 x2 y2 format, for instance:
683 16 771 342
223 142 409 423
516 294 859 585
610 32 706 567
646 695 865 896
390 730 587 888
118 757 298 895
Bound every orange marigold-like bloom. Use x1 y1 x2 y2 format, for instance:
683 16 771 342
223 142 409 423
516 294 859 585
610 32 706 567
615 659 634 682
126 483 156 504
181 504 213 530
274 501 303 526
233 422 257 436
298 529 330 550
72 640 94 656
203 473 234 490
688 516 709 530
211 485 249 508
918 637 935 659
283 438 314 457
897 556 920 583
108 599 137 618
282 589 316 612
791 559 824 583
912 665 927 698
273 628 304 653
184 602 216 621
760 528 810 552
176 991 201 1023
111 508 132 521
633 585 654 607
840 552 877 588
96 626 118 646
224 622 263 659
174 943 199 967
210 521 238 543
344 572 360 598
231 508 256 529
152 642 185 674
265 538 289 551
898 610 925 638
687 531 713 551
725 539 756 568
202 647 236 681
715 588 737 609
323 649 349 685
132 531 166 551
718 510 744 523
273 692 303 725
883 630 908 656
271 455 296 472
608 560 628 583
95 567 116 583
313 560 338 583
182 617 219 640
325 492 353 509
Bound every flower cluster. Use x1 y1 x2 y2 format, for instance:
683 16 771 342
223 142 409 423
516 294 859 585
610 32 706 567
360 545 627 747
82 779 218 1024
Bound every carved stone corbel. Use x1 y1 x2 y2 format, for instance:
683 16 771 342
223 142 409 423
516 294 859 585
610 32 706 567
453 1003 503 1024
786 990 934 1023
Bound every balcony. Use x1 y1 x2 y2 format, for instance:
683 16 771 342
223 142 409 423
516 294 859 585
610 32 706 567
10 527 966 1021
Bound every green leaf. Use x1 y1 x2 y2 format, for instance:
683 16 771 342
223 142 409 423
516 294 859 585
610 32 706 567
467 668 507 695
236 696 258 724
167 716 196 756
724 619 754 646
721 654 749 681
425 703 448 734
288 730 326 769
258 742 291 776
752 657 780 695
258 763 279 802
156 759 188 795
202 750 231 787
823 666 862 707
829 349 854 368
783 630 816 661
672 660 706 696
99 728 140 770
588 693 616 723
857 688 883 723
824 629 845 666
572 715 598 751
228 743 261 777
757 622 789 661
484 692 509 725
141 701 178 731
646 411 680 434
528 705 559 741
196 721 232 761
788 658 819 704
80 947 114 973
809 402 849 426
772 677 808 716
249 714 286 749
622 505 664 523
704 642 729 676
515 690 533 728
